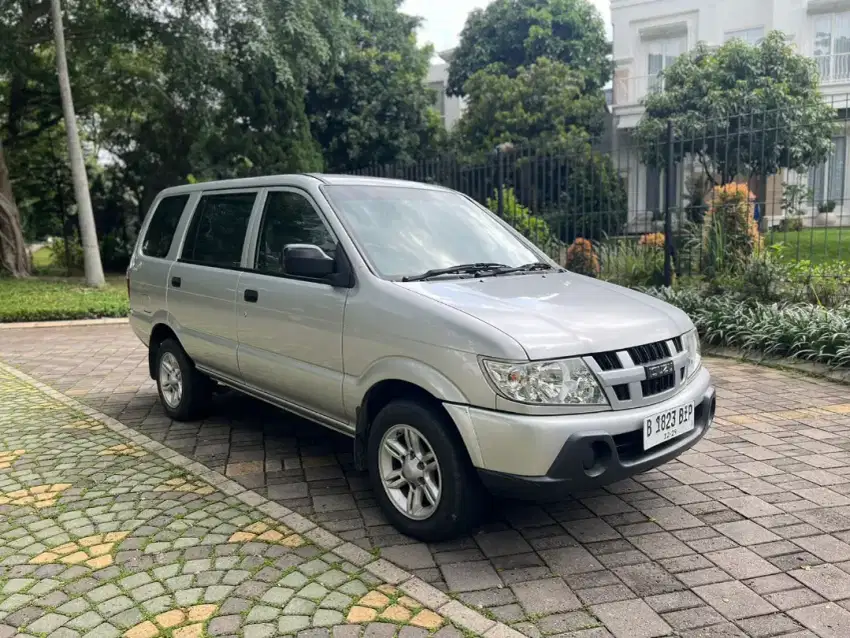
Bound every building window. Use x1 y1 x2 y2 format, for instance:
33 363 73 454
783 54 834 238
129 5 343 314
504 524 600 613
809 136 847 205
428 81 446 120
723 27 764 46
814 12 850 83
646 36 686 93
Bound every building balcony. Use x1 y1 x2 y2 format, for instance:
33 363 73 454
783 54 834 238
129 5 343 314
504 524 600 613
815 52 850 84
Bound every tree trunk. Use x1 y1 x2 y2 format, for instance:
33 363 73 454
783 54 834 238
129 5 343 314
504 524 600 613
0 140 30 278
51 0 105 287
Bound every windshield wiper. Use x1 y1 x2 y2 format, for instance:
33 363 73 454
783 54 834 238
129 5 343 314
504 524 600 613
401 262 509 282
484 262 560 276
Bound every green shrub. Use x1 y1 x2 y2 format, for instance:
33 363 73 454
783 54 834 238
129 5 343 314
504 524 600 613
700 183 763 277
487 187 557 251
785 260 850 307
647 286 850 368
776 217 804 232
49 235 84 272
565 238 600 276
0 278 129 323
597 238 666 287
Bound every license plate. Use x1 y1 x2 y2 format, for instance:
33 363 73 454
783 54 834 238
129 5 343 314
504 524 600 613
643 402 695 450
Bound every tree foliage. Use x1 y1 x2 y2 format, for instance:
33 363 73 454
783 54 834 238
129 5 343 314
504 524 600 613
307 0 444 171
1 0 440 271
635 31 838 184
453 57 604 154
446 0 612 98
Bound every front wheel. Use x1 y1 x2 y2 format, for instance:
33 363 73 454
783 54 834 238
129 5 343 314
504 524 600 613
367 400 482 541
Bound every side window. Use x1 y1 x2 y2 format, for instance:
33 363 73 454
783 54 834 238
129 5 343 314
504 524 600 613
181 192 256 268
255 191 337 275
141 194 189 258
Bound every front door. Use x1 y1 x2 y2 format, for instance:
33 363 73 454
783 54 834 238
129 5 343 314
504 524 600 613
236 189 349 425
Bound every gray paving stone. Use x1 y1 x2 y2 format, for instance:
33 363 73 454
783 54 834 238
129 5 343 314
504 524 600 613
790 602 850 637
278 615 311 634
512 578 582 615
591 599 671 638
693 581 778 620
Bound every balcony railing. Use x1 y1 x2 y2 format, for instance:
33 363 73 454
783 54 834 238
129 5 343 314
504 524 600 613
613 74 666 106
814 52 850 84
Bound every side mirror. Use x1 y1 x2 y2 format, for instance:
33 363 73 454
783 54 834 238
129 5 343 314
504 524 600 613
284 244 335 279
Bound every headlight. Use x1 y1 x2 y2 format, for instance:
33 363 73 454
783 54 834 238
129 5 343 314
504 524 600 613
482 358 608 405
683 328 702 378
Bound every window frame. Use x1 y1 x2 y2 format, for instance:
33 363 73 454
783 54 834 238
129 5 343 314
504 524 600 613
809 135 847 205
176 188 262 270
245 187 353 287
139 194 192 260
723 26 765 46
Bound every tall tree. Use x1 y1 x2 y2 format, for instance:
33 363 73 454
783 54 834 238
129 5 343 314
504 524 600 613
0 140 29 276
307 0 442 171
51 0 104 286
454 57 605 154
446 0 612 98
635 31 837 185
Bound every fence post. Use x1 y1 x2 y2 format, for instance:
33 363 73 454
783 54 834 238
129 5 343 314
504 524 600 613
663 119 674 287
496 146 504 218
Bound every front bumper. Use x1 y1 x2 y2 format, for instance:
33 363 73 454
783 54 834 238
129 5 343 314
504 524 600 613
444 367 715 500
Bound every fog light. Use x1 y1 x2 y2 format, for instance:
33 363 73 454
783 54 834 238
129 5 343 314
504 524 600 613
582 440 612 478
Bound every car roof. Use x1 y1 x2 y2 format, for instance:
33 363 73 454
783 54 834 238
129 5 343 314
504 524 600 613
156 173 452 198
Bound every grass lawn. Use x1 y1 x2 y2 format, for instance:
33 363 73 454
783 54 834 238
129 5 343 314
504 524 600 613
31 246 54 269
0 275 128 323
767 227 850 264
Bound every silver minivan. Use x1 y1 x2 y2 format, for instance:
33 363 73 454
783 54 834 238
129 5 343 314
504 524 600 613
128 174 715 540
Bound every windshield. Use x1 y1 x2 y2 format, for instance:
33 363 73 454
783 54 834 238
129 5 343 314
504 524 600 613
322 185 545 279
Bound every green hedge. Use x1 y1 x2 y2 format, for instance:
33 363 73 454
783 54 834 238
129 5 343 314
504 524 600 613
648 286 850 368
0 278 129 323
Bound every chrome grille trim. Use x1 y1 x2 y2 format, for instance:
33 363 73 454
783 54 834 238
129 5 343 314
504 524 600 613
583 337 689 409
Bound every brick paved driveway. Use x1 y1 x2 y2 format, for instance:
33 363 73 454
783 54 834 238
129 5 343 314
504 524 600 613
4 323 850 637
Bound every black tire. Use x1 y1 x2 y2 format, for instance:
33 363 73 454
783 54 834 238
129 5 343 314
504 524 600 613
154 338 212 421
367 399 482 541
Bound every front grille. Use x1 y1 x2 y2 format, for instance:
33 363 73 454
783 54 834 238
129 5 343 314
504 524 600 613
627 340 671 365
594 351 622 371
672 336 683 352
641 372 676 397
613 384 630 401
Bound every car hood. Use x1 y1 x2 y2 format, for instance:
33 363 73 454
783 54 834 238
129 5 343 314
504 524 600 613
399 272 693 360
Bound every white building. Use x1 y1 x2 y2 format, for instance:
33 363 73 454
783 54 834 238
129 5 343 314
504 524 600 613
427 49 466 130
610 0 850 230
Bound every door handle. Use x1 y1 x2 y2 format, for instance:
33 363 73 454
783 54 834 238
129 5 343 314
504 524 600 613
171 276 181 288
244 289 258 303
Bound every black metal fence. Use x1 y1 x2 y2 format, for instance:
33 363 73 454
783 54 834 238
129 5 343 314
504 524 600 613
348 104 850 296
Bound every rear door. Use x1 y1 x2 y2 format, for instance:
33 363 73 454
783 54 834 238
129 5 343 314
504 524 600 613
129 193 191 335
236 188 349 424
167 190 259 378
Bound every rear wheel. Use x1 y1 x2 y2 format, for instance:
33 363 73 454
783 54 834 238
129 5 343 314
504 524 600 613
155 338 211 421
368 399 482 541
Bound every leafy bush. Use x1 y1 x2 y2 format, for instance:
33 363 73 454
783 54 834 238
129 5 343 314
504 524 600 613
0 278 129 323
48 235 85 273
785 260 850 307
565 238 600 276
487 187 556 250
648 286 850 368
598 238 666 287
776 217 804 232
638 232 666 249
700 183 763 276
819 200 837 213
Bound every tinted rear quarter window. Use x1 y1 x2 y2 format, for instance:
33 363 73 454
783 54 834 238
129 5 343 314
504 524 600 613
181 192 256 268
141 194 190 258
